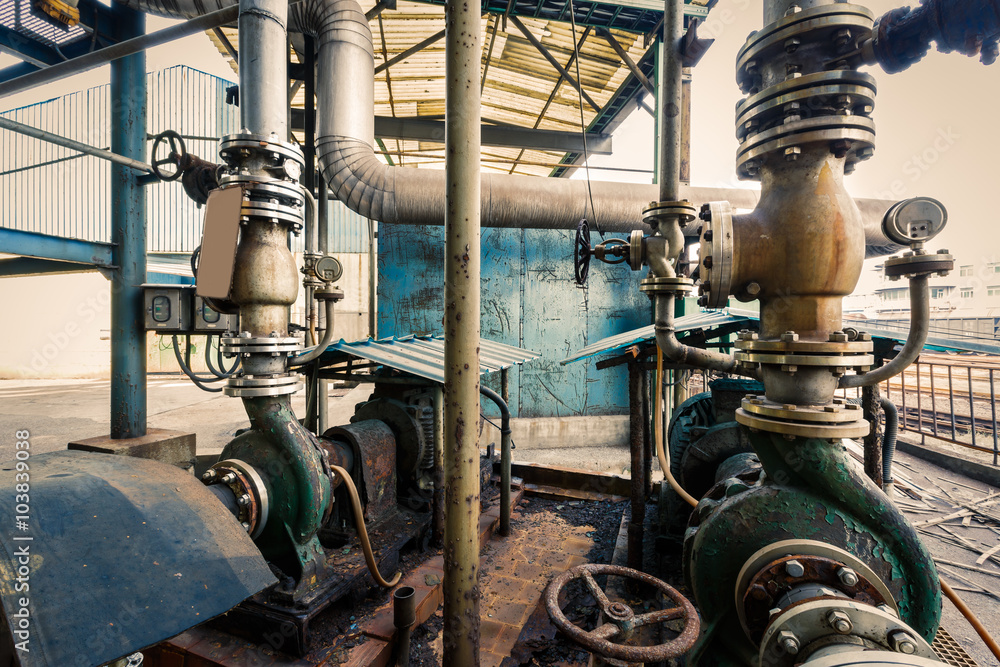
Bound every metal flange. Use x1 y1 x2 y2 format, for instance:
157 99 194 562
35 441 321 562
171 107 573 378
202 458 271 539
735 351 875 368
639 276 695 296
737 116 876 180
221 335 302 356
736 339 873 354
240 199 304 229
642 200 698 227
736 407 869 439
220 133 306 167
218 173 305 205
224 374 303 398
698 201 734 309
759 599 935 667
741 396 864 424
884 251 954 279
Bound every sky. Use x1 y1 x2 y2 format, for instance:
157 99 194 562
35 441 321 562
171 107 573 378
2 0 997 297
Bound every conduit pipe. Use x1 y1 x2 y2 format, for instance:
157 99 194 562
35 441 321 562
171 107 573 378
653 293 741 375
880 396 899 497
290 296 337 367
118 0 903 253
840 274 930 388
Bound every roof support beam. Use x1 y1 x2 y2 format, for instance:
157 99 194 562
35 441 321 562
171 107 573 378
375 28 447 74
0 26 63 68
0 228 115 268
480 14 501 94
366 0 397 21
508 15 601 112
598 27 654 95
0 257 102 278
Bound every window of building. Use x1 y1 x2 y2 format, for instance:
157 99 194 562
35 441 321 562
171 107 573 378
880 288 909 302
960 265 973 277
930 287 953 299
961 288 974 299
989 286 1000 297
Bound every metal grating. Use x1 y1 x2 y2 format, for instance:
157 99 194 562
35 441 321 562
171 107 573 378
0 0 87 48
933 627 980 667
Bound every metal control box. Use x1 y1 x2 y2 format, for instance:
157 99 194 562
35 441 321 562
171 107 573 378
142 284 194 333
193 295 239 332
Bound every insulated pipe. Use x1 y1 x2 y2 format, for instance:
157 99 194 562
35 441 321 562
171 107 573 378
840 274 930 388
442 0 483 659
880 396 899 497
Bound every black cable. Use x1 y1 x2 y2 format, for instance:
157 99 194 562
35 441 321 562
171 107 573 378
172 335 224 393
205 334 240 378
218 335 240 374
568 1 603 238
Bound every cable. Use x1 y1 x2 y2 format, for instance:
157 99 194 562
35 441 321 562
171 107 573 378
940 577 1000 662
655 346 698 507
567 0 602 238
329 463 401 588
172 336 224 393
205 335 240 378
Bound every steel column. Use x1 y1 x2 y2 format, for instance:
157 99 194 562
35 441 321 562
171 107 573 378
442 0 483 658
627 357 645 570
655 0 684 202
110 4 147 440
500 368 511 536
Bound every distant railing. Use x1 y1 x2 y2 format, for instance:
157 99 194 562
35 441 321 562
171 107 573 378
881 355 999 465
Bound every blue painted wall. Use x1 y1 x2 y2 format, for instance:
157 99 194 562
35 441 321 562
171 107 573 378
378 224 651 418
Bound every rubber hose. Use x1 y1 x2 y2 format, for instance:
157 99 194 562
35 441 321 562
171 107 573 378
940 578 1000 662
329 463 401 588
656 347 698 508
880 396 899 493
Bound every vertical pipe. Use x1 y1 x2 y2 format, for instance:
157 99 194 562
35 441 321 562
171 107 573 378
238 0 288 140
303 35 316 195
627 358 645 570
110 4 146 440
656 0 684 202
442 0 482 659
500 368 512 536
862 383 883 487
642 369 653 497
369 218 377 338
433 385 445 544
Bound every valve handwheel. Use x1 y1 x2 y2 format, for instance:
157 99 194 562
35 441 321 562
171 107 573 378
544 563 700 663
574 218 592 286
151 130 187 181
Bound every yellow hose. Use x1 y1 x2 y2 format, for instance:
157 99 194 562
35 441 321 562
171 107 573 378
940 577 1000 662
655 347 699 508
329 463 402 588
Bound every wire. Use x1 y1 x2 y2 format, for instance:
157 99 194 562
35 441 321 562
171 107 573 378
329 463 401 588
172 336 225 393
567 0 602 238
205 335 240 378
940 577 1000 662
655 347 698 507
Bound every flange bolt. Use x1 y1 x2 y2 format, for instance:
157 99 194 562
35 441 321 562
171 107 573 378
890 631 917 655
784 559 805 578
827 610 853 634
221 473 237 484
778 630 800 655
837 567 858 587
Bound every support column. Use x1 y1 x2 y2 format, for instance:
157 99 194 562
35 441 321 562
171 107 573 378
442 0 482 659
110 4 146 440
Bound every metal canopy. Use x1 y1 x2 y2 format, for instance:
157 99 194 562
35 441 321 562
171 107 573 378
318 334 541 383
208 0 712 177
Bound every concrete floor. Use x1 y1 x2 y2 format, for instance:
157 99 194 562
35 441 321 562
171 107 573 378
0 377 998 666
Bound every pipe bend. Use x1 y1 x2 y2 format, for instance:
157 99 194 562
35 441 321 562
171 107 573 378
653 294 742 375
840 273 930 389
290 297 338 366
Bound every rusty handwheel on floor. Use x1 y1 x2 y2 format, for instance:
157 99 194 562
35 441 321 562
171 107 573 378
544 563 700 663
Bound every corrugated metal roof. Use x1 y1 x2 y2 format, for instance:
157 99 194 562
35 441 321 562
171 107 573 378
318 334 540 383
209 0 711 177
561 308 760 365
562 308 1000 364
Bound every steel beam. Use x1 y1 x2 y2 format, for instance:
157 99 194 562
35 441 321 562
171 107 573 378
375 29 446 74
110 4 147 440
442 0 482 658
0 228 114 267
0 257 102 277
599 27 654 95
509 15 601 112
0 25 62 68
0 116 154 173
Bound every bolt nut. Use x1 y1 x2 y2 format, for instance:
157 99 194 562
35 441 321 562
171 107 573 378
703 230 714 242
703 256 714 269
829 331 848 342
221 472 237 484
827 610 853 634
837 567 859 587
784 4 800 15
778 630 800 655
241 521 251 532
784 559 805 578
746 281 761 296
878 604 898 618
781 331 799 342
201 470 217 482
834 28 853 49
237 494 251 507
749 584 770 601
890 631 918 655
785 147 802 161
784 37 801 53
745 59 759 76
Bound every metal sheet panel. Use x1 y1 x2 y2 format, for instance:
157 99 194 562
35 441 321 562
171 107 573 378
0 450 276 667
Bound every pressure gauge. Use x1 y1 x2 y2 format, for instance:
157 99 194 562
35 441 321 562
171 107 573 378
882 197 947 246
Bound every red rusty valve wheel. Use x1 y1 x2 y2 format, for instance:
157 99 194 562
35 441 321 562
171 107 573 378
544 563 700 663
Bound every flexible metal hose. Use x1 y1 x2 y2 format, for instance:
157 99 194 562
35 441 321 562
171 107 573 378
880 396 899 496
655 347 698 508
328 463 401 588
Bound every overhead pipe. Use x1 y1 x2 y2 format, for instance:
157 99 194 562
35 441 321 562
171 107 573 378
0 116 154 174
117 0 904 253
441 0 483 659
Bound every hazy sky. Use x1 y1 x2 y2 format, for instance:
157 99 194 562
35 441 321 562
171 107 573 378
3 0 997 295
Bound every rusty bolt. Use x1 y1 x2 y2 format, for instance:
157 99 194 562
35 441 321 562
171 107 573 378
785 560 805 578
237 494 251 507
834 28 853 49
778 630 800 655
201 470 216 482
749 584 770 601
704 256 714 269
784 37 801 53
827 610 854 634
781 331 799 342
746 282 761 296
221 473 236 484
831 139 852 158
703 229 714 242
745 59 759 76
837 567 859 587
785 147 802 161
829 331 849 342
890 631 918 655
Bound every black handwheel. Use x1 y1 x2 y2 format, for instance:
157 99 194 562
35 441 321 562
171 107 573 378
574 218 592 286
151 130 187 182
545 563 700 663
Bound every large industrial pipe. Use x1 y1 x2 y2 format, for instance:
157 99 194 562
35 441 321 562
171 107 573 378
441 0 483 659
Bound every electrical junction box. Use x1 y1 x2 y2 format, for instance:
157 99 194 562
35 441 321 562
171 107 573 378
193 295 239 333
142 284 194 333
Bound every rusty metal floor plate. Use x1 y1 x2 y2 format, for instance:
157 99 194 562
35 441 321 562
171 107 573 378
934 627 981 667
